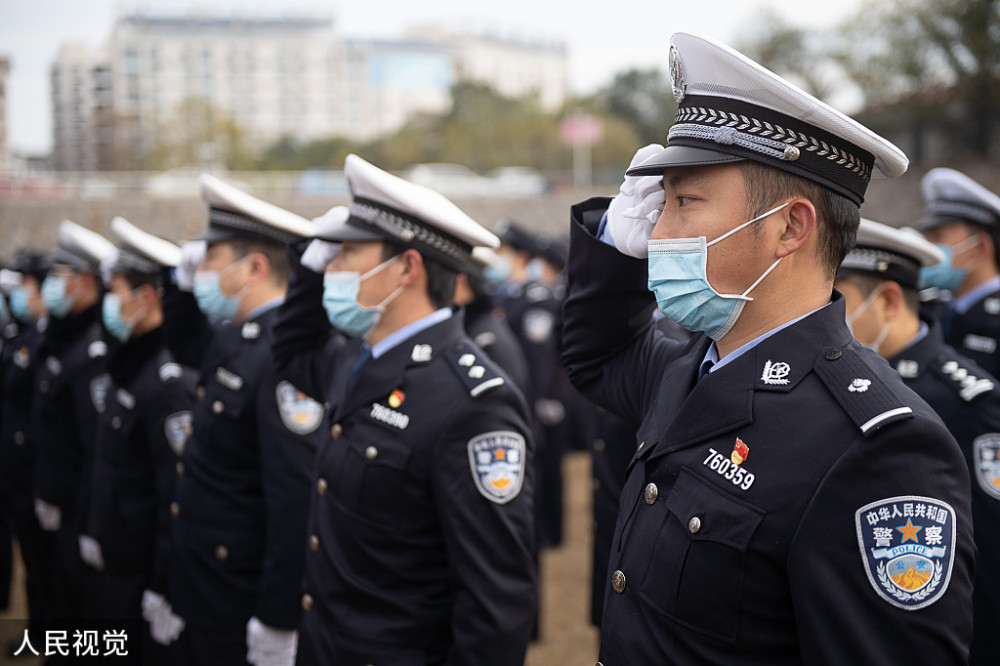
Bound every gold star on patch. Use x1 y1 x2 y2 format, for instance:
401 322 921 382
897 518 923 544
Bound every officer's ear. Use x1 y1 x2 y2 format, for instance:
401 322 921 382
397 248 424 288
246 252 271 284
880 281 905 321
775 197 816 260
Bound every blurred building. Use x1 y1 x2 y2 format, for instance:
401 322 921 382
0 56 9 172
49 9 569 170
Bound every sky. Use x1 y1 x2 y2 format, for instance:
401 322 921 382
0 0 865 155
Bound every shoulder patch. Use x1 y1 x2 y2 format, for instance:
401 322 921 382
813 346 913 436
522 308 554 343
936 359 995 402
855 495 957 610
444 341 506 398
467 431 526 504
275 381 324 435
159 362 183 383
90 373 112 414
164 411 193 454
973 434 1000 500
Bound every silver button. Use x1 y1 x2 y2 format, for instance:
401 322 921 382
14 431 24 446
212 400 224 414
176 462 184 476
364 445 378 460
301 594 313 612
783 145 800 161
317 478 328 496
593 438 605 453
214 545 228 561
309 535 319 552
170 502 179 518
611 569 626 593
196 386 206 399
330 423 343 439
644 483 658 505
688 516 702 534
111 416 122 429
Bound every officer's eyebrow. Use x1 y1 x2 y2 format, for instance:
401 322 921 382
663 170 708 192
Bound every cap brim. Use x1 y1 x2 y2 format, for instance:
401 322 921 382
195 226 239 244
625 145 745 177
315 216 387 243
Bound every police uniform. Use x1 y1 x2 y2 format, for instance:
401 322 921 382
273 154 536 665
839 219 1000 666
33 221 117 620
917 168 1000 376
82 218 198 626
563 34 975 664
161 175 324 662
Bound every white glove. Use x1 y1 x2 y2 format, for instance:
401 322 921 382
34 499 61 531
246 616 298 666
142 590 186 645
301 206 348 273
176 241 207 292
78 534 105 571
605 143 666 258
0 269 22 295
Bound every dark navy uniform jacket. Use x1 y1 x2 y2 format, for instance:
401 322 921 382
941 281 1000 378
161 277 324 633
0 319 46 505
889 318 1000 666
85 327 197 591
33 305 111 518
272 244 537 666
562 198 975 665
463 293 529 392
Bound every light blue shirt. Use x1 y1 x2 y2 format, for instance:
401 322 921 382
900 321 931 352
370 307 452 359
953 275 1000 314
244 295 285 321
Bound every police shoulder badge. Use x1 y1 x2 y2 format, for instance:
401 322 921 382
855 495 956 610
467 431 526 505
275 381 323 435
973 433 1000 500
164 411 193 455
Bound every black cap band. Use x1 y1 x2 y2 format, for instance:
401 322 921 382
838 247 921 290
200 207 303 246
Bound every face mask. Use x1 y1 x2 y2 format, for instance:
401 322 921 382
483 256 511 286
845 283 890 352
9 286 32 323
102 289 146 342
526 258 545 283
192 256 252 322
41 274 77 319
647 201 791 340
919 236 978 292
322 255 404 338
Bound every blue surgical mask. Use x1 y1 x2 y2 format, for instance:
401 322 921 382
322 256 403 338
845 284 890 353
192 256 251 322
9 286 31 323
647 201 790 340
919 238 977 292
41 274 76 319
483 256 511 286
102 289 145 342
526 258 545 283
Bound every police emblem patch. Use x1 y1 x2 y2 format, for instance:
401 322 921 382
275 381 323 435
761 360 790 385
467 431 526 505
973 433 1000 500
855 496 956 610
523 309 554 343
164 411 193 455
89 373 112 413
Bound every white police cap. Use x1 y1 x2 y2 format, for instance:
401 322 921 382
52 220 117 274
316 154 499 273
917 167 1000 231
199 174 313 246
839 218 944 289
107 216 182 277
628 33 909 206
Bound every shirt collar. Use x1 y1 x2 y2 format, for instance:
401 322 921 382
244 295 285 322
953 274 1000 314
370 307 452 359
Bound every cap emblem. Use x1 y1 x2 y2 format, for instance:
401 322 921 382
669 44 686 103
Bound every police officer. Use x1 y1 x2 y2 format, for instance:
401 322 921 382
562 33 975 664
916 168 1000 377
160 175 324 665
75 218 197 658
0 250 49 640
836 218 1000 666
272 154 536 665
33 221 117 621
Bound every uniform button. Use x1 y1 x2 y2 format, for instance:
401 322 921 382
111 416 122 429
611 570 626 593
176 462 184 476
644 483 658 505
14 431 24 446
309 535 319 552
825 348 843 361
196 386 206 399
364 445 378 460
637 441 645 451
317 478 328 496
330 423 343 439
593 438 605 453
301 594 313 612
214 545 228 561
212 400 224 414
170 502 179 518
688 516 702 534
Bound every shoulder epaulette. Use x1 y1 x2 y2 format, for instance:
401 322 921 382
934 357 995 403
812 345 914 437
444 340 506 398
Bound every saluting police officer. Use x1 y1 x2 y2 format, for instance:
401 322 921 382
272 154 536 665
76 218 197 660
33 221 117 621
0 250 50 640
917 168 1000 377
160 175 324 665
562 33 975 664
836 218 1000 666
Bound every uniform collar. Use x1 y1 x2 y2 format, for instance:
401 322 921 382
888 316 942 379
244 295 285 322
953 274 1000 314
370 307 452 359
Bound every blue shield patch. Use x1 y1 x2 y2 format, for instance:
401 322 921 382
974 434 1000 500
89 373 112 414
275 381 323 435
164 411 193 455
855 495 956 610
467 431 526 504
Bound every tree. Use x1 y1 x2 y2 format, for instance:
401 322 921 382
591 69 677 145
148 98 253 170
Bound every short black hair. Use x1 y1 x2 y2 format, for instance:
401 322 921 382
381 242 456 310
839 272 920 314
228 239 290 286
738 161 859 280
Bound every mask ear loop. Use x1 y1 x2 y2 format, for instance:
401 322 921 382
708 200 793 302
